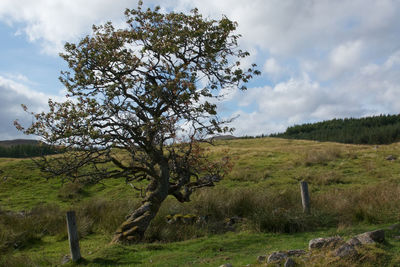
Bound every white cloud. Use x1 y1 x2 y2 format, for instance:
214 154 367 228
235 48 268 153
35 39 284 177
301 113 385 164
263 58 284 80
1 0 400 138
0 0 136 54
0 76 63 139
228 73 368 136
327 40 364 77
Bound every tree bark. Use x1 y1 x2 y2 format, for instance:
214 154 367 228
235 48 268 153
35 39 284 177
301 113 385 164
111 163 170 244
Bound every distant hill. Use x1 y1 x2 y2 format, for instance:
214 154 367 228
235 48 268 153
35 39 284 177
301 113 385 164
0 139 41 147
271 114 400 145
209 135 237 141
0 139 59 158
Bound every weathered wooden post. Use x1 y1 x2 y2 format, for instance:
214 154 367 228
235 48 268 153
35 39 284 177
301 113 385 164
66 211 81 262
300 181 310 214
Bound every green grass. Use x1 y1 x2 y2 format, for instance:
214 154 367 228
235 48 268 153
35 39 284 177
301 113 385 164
2 138 400 210
2 137 400 266
4 224 400 266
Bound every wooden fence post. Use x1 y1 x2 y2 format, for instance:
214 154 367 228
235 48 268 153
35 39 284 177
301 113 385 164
66 211 81 262
300 181 310 214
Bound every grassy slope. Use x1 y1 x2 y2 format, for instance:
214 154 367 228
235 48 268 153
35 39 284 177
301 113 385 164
1 137 400 266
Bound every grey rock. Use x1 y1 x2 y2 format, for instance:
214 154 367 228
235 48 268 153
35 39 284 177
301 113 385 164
267 251 288 263
257 255 266 263
219 263 232 267
61 255 71 265
393 236 400 240
308 236 343 250
386 155 397 161
347 237 361 247
284 257 296 267
356 229 385 244
225 216 242 227
287 249 306 257
387 223 400 231
334 243 358 258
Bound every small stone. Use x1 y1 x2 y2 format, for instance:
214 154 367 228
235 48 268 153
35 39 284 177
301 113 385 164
267 251 288 263
287 249 306 257
61 255 71 265
356 229 385 244
387 223 400 231
257 255 266 263
309 236 343 250
334 243 358 258
393 236 400 240
284 257 296 267
13 241 22 249
347 237 362 247
219 263 232 267
225 216 242 227
386 155 396 161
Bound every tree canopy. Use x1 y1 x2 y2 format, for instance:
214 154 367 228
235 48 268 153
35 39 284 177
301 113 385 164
15 2 258 243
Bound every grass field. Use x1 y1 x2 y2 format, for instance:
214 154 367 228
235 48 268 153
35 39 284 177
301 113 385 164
1 137 400 266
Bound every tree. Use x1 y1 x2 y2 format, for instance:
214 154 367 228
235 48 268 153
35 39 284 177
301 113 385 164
15 2 259 244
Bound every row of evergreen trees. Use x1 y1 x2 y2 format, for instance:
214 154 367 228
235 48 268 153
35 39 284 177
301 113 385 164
3 115 399 157
271 114 400 144
0 144 60 158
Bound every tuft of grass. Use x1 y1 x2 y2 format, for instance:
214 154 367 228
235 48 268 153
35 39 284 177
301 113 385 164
0 254 42 267
0 204 65 252
76 198 139 237
57 182 86 201
302 170 348 186
304 147 343 166
314 181 400 226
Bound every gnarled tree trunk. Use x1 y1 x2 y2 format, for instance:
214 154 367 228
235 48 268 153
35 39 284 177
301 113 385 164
111 166 170 244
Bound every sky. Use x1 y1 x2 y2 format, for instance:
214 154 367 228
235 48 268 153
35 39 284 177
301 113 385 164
1 0 400 139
